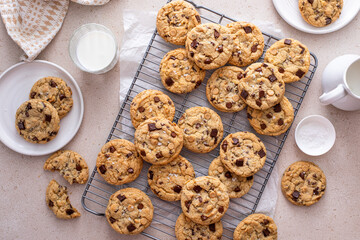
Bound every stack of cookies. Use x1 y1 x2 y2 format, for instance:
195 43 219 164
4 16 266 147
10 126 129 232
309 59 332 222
15 76 73 144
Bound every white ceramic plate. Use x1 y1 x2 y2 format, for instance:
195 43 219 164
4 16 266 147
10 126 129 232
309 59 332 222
0 60 84 156
273 0 360 34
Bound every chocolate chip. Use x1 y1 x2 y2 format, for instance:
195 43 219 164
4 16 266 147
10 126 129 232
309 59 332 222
193 185 202 193
137 203 144 209
210 129 218 138
217 45 223 53
109 146 116 153
50 131 57 136
196 80 202 87
127 168 134 174
268 74 277 82
273 104 281 112
218 206 224 213
258 149 266 158
234 187 241 192
195 15 201 23
247 113 253 120
185 200 192 209
45 114 52 122
149 170 154 180
232 138 239 145
156 152 163 159
278 67 285 73
278 118 284 126
251 44 258 52
263 228 270 237
148 123 157 131
140 150 146 156
266 113 272 118
171 132 177 138
209 223 216 232
256 99 262 107
299 171 306 180
109 217 116 224
247 176 253 180
126 152 133 158
292 190 300 200
154 97 160 102
299 45 305 54
284 39 292 45
237 73 244 79
308 0 313 3
99 165 106 174
173 185 182 193
170 56 176 60
59 94 66 101
236 159 244 166
296 69 305 78
138 106 145 112
191 39 199 49
259 90 265 98
127 223 136 232
214 29 220 39
201 215 208 221
255 67 262 72
204 58 212 64
30 92 36 98
225 171 232 178
32 137 38 142
49 80 57 88
261 123 267 130
226 102 233 109
243 26 252 33
76 164 82 171
66 209 74 215
18 121 25 130
241 90 249 99
165 77 174 86
325 17 332 25
222 140 228 152
48 200 54 207
26 102 32 111
117 194 126 202
190 51 194 57
313 187 319 195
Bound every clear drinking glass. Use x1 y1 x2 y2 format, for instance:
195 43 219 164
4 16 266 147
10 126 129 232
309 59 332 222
69 23 119 74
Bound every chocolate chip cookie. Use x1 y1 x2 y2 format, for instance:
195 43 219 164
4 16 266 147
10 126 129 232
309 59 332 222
96 139 143 185
160 48 206 94
15 99 60 144
29 76 73 119
134 117 183 165
247 96 294 136
226 21 264 67
233 213 278 240
180 176 229 225
208 157 254 198
148 155 195 201
281 161 326 206
175 213 223 240
299 0 343 27
156 0 201 45
46 179 81 219
206 66 247 112
185 23 234 70
130 89 175 128
178 107 223 153
220 131 266 177
44 150 89 184
264 38 310 83
239 63 285 110
105 188 154 235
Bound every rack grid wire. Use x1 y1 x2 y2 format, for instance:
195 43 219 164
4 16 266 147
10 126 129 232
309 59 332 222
81 1 318 239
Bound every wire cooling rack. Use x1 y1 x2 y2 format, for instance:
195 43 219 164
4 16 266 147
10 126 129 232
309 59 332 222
82 1 318 239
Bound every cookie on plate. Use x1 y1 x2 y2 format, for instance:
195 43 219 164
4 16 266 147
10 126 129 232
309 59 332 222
281 161 326 206
180 176 229 225
134 117 183 165
148 155 195 201
96 139 143 185
44 150 89 184
233 213 278 240
247 96 294 136
15 99 60 144
160 48 206 94
156 0 201 45
175 213 223 240
264 38 310 83
29 76 73 119
105 188 154 235
130 89 175 129
46 179 81 219
185 23 234 70
208 157 254 198
298 0 343 27
220 131 266 177
206 66 247 112
239 62 285 110
178 106 223 153
226 21 264 67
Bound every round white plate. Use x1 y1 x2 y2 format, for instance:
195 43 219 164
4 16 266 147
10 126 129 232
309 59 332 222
0 60 84 156
273 0 360 34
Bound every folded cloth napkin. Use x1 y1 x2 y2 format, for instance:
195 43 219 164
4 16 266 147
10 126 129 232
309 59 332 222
0 0 110 61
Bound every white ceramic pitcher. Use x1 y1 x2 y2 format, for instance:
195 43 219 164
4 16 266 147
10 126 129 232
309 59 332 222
319 55 360 111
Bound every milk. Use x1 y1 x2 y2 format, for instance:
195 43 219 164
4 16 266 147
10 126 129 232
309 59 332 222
76 31 116 72
346 60 360 97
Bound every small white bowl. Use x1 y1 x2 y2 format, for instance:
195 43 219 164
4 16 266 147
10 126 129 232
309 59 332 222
295 115 336 156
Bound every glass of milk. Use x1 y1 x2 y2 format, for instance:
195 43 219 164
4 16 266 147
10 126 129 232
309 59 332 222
69 23 119 74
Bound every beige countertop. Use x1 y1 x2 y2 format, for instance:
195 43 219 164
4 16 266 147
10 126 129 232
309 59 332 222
1 0 359 239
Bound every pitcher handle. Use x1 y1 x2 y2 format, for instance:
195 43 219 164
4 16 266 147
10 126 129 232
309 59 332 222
319 84 346 105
